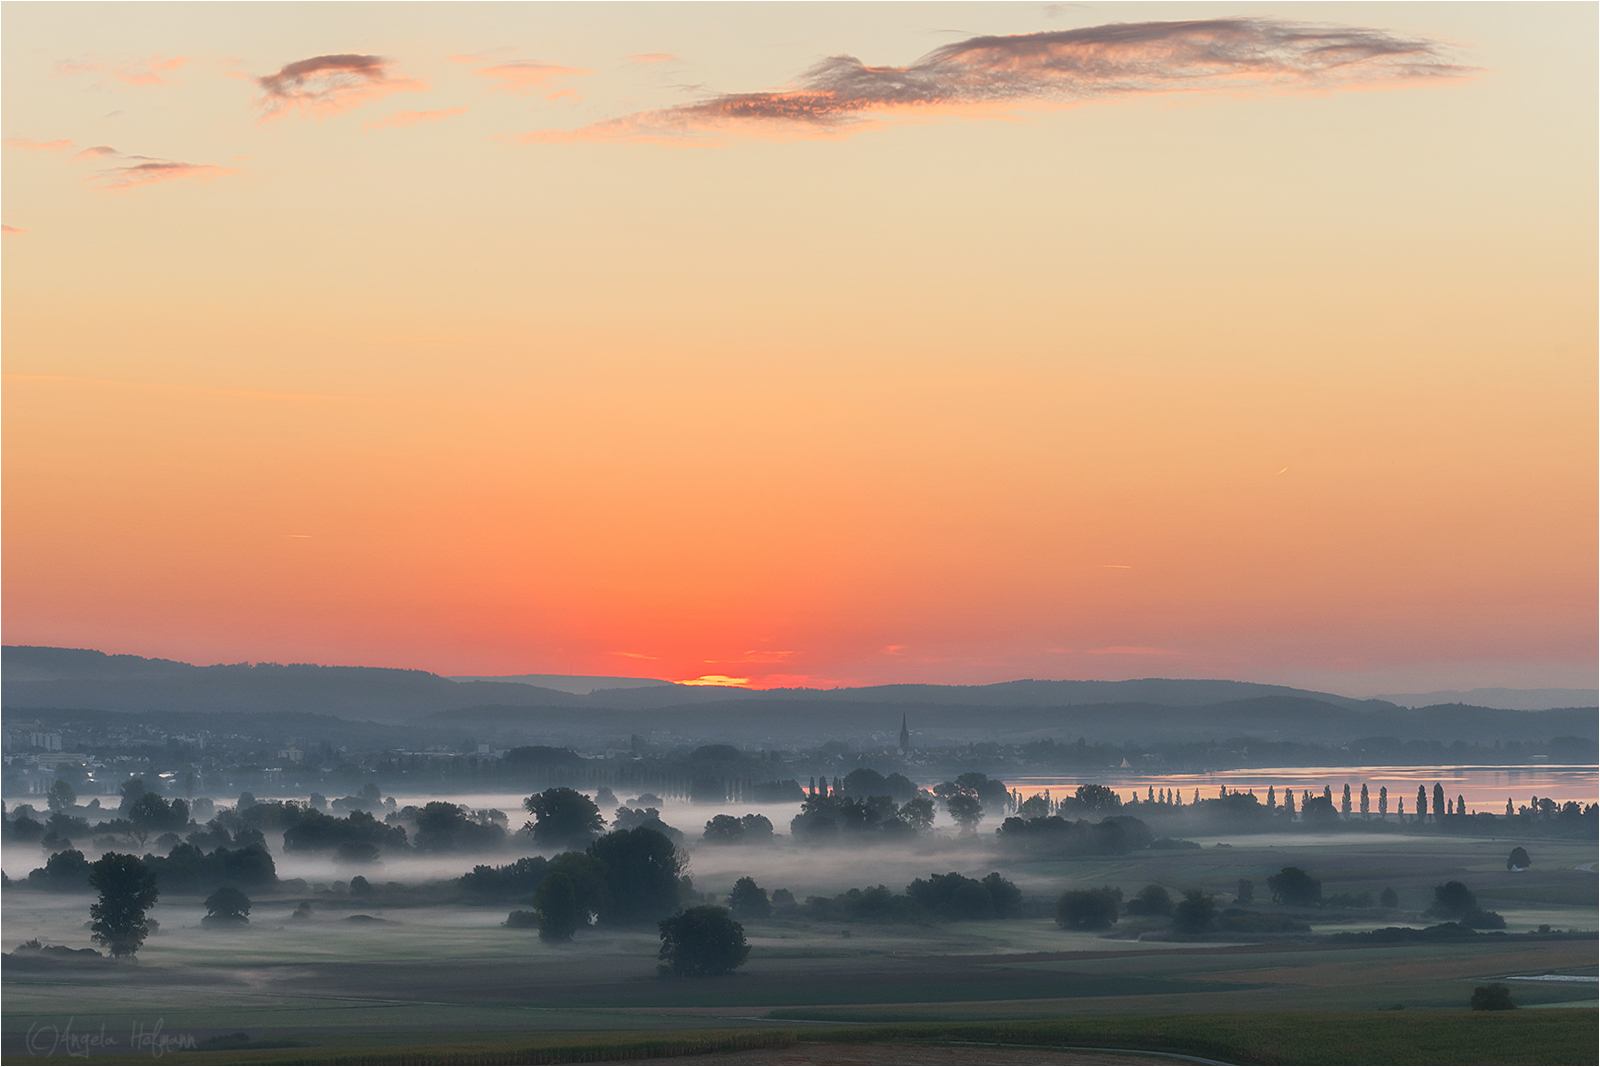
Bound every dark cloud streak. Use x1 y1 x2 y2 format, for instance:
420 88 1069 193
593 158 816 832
524 18 1468 143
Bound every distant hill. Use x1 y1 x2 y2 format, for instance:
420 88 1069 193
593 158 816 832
4 645 1593 746
1374 687 1600 711
449 673 671 695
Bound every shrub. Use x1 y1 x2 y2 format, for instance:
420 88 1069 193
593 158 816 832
1056 889 1119 930
1471 983 1516 1010
657 906 749 978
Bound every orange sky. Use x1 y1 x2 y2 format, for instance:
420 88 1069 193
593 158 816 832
4 4 1595 694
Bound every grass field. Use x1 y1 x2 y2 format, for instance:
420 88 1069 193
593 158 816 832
4 830 1593 1064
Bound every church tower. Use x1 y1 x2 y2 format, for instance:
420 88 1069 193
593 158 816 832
899 712 910 754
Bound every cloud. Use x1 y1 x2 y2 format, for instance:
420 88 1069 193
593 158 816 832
517 18 1468 144
2 224 25 235
364 106 468 131
677 674 751 687
613 651 659 660
739 650 797 663
454 55 590 100
255 54 424 120
85 159 239 192
628 53 676 65
74 145 119 160
3 138 73 153
1086 645 1178 656
56 55 189 87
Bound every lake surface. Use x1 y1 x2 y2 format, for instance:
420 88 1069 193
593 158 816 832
1006 765 1598 812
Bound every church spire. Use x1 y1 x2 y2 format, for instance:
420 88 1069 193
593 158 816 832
899 712 910 754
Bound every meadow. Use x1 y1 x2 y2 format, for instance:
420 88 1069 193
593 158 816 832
4 828 1593 1064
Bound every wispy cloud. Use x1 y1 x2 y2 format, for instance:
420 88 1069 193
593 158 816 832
517 18 1468 144
1086 645 1177 656
3 138 73 153
255 54 424 121
364 106 469 132
628 53 676 65
56 54 189 88
453 55 589 101
75 147 238 192
2 224 26 235
676 674 751 687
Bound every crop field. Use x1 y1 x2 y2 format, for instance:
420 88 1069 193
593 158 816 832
4 831 1594 1064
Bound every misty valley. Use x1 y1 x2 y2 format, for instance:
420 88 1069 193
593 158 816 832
3 648 1596 1064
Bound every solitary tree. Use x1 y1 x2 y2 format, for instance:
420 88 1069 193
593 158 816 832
524 787 605 849
1266 867 1321 906
1433 784 1445 821
1171 889 1217 935
88 853 160 957
1378 786 1388 817
657 906 749 978
1125 884 1173 916
534 871 580 941
945 792 984 834
1426 880 1477 919
1506 846 1531 870
1470 984 1516 1011
1359 784 1369 818
47 779 76 814
729 876 772 920
202 886 251 927
1379 886 1399 908
1056 888 1119 930
589 826 686 926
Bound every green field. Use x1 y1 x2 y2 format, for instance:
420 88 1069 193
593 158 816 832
5 830 1594 1064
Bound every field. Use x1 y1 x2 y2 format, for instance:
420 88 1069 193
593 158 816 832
4 831 1594 1064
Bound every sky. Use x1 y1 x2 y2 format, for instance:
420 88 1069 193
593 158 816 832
3 2 1595 695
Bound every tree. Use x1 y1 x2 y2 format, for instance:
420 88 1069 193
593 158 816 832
589 827 685 926
1359 783 1369 818
1426 880 1477 918
1056 888 1119 930
1266 867 1321 906
657 906 749 977
1433 783 1445 821
1457 794 1466 817
1236 879 1254 904
729 876 772 920
945 792 983 834
202 886 251 927
1470 983 1517 1011
1171 889 1217 935
1074 784 1122 812
129 793 187 834
1379 886 1399 908
1506 846 1531 870
1416 785 1427 820
1283 790 1296 816
703 814 746 844
1378 786 1388 816
1124 884 1173 916
1341 784 1352 816
524 787 605 849
534 871 580 941
88 853 159 957
899 795 936 833
47 779 76 814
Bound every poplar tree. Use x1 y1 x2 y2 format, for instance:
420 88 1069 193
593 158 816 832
1416 785 1427 819
1359 783 1369 818
1341 784 1352 816
1433 783 1446 820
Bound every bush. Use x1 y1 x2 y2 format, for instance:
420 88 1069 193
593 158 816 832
1266 867 1322 907
657 906 749 978
202 886 251 927
729 877 772 920
1125 885 1173 916
1426 881 1478 920
1171 889 1217 935
1470 983 1516 1010
534 872 580 941
504 910 539 929
1056 889 1119 930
